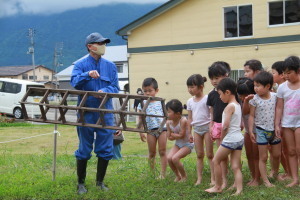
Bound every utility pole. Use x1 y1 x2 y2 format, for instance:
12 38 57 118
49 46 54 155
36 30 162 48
27 28 36 82
52 42 63 181
52 42 64 82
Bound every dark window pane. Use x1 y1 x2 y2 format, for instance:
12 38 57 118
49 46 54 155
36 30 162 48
269 2 284 25
239 5 253 36
285 0 300 23
3 82 21 94
224 7 237 38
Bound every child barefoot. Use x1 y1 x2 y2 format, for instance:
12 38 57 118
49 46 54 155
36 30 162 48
207 62 230 189
205 78 244 195
275 56 300 187
249 71 281 187
271 61 291 181
138 77 167 179
237 78 260 186
186 74 213 185
166 99 194 182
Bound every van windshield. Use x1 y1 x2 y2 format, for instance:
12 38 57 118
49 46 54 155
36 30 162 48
27 85 45 96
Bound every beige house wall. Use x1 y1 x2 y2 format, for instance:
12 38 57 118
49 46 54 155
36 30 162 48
126 0 300 106
129 0 300 48
17 67 53 82
129 41 300 104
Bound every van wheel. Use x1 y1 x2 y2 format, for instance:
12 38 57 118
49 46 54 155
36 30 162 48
14 108 23 119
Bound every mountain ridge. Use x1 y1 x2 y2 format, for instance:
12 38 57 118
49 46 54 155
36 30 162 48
0 3 160 72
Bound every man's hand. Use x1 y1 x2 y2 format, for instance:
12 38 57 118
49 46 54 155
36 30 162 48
89 70 100 79
115 130 122 136
139 133 146 142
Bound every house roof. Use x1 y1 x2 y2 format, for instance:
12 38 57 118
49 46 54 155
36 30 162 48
56 45 127 77
0 65 53 76
116 0 185 36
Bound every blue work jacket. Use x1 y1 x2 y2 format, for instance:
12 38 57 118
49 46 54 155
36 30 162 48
70 55 119 110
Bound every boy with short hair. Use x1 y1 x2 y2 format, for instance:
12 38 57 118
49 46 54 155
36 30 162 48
138 77 167 179
248 71 281 187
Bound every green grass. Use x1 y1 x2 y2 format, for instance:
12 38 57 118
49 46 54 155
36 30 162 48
0 123 299 199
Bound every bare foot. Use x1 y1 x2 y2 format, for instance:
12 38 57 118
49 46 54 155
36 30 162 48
210 181 216 186
268 171 274 178
174 176 181 182
248 180 259 186
278 174 292 181
205 186 222 193
264 181 274 188
221 180 227 190
247 179 254 186
194 179 202 186
286 181 299 187
179 177 187 182
226 183 236 191
156 174 165 180
232 191 242 196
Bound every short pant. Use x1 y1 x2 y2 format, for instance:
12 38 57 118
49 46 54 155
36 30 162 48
255 126 281 145
221 139 244 150
148 128 165 138
194 124 209 136
175 142 194 150
211 122 222 140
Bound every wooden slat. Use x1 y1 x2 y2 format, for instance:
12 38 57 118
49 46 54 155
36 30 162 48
20 88 167 133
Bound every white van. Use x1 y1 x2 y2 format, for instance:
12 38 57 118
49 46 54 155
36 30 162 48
0 78 45 119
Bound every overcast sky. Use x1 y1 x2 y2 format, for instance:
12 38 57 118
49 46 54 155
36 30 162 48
0 0 169 18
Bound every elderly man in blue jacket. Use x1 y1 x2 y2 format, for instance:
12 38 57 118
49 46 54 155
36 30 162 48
71 32 119 194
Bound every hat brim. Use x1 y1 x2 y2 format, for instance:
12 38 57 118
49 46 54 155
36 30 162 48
95 38 110 44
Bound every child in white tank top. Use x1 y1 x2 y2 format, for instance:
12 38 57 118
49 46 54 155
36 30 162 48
205 78 243 196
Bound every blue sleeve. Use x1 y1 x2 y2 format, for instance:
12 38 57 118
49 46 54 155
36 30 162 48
70 63 91 90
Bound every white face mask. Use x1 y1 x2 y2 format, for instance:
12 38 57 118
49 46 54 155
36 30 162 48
91 44 106 55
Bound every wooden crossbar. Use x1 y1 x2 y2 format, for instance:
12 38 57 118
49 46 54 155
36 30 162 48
20 88 167 133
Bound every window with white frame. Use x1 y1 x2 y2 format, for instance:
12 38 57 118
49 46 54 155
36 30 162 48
224 5 253 38
269 0 300 26
230 70 245 82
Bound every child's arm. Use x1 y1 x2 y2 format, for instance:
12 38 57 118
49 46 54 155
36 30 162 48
275 97 284 138
208 106 214 138
187 110 193 142
170 118 187 140
248 105 256 143
166 121 175 141
137 113 146 142
242 94 254 115
220 104 235 140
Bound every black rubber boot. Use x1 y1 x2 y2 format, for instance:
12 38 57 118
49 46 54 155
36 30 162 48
96 157 109 191
77 159 88 194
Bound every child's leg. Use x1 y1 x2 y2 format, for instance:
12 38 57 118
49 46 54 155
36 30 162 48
268 144 274 177
251 142 261 186
244 133 255 183
258 144 274 187
283 127 299 187
157 131 167 178
167 146 180 181
279 137 291 180
205 146 231 193
230 150 243 195
171 146 191 182
147 134 158 171
204 132 215 185
194 133 205 185
270 142 282 180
